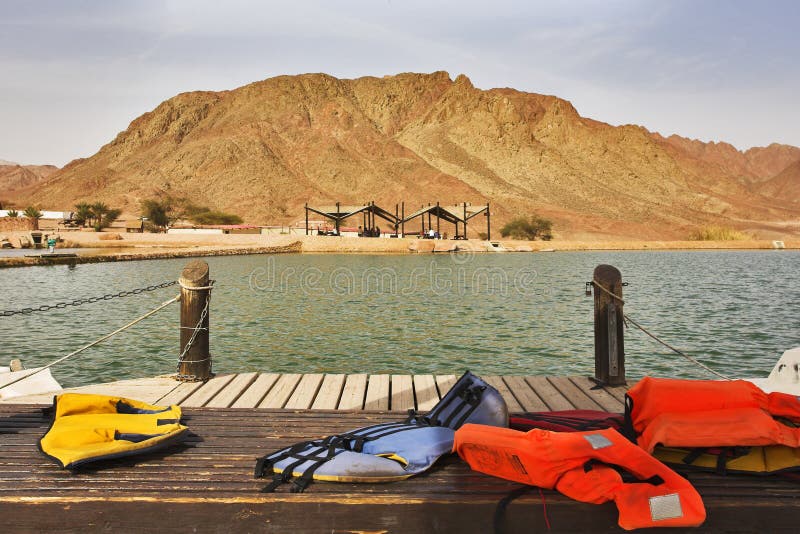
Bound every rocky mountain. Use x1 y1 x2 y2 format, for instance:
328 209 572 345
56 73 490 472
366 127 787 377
12 71 800 239
759 160 800 202
0 163 59 203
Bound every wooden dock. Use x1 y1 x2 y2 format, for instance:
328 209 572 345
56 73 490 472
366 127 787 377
3 260 799 531
3 395 800 532
1 372 627 413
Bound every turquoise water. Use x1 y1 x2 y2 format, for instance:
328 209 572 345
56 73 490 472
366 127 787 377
1 251 798 388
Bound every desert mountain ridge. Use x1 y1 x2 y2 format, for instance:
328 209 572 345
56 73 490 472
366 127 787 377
9 71 800 239
1 162 59 202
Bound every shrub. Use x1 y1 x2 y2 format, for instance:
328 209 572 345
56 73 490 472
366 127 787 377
141 198 176 229
183 202 242 225
690 226 749 241
141 197 243 228
190 210 243 225
500 215 553 240
6 209 19 218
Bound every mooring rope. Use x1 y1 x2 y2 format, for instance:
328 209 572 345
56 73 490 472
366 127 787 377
591 281 730 381
0 294 181 393
621 314 730 381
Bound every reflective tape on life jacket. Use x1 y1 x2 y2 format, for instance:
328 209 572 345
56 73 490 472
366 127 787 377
254 371 508 492
626 377 800 453
38 393 188 470
453 424 706 530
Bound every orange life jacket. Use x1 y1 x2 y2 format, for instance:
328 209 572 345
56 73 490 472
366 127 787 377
453 424 706 530
626 377 800 453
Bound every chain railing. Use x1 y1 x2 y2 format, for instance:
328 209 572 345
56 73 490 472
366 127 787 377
1 281 178 317
0 293 181 393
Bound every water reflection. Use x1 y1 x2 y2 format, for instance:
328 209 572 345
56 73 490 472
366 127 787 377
1 250 798 388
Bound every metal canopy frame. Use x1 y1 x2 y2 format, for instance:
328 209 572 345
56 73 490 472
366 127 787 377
304 201 490 239
305 202 399 235
398 203 490 239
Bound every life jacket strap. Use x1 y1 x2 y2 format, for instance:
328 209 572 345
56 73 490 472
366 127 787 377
261 473 288 493
426 374 486 428
621 394 638 443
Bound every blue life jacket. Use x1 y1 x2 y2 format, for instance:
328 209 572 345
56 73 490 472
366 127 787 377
254 371 508 492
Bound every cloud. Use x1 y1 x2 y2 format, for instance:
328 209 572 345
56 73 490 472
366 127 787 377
0 0 798 164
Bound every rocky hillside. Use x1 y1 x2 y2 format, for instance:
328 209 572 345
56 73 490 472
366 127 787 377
1 163 59 203
759 160 800 202
13 72 800 239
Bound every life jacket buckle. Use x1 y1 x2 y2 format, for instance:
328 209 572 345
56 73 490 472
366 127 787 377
254 457 273 479
290 477 311 493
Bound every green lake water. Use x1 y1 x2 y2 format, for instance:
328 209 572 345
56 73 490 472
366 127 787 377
1 251 798 388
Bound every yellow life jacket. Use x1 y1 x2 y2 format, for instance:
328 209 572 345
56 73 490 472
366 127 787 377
654 445 800 475
39 393 188 469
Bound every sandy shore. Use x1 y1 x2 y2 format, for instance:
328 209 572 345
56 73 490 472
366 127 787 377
1 230 797 268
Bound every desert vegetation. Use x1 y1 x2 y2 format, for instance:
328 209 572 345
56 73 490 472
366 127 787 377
73 202 121 230
141 196 242 231
500 215 553 240
183 203 243 225
690 225 749 241
22 206 42 229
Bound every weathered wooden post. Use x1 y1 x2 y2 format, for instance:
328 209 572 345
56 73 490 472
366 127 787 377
593 264 626 386
463 202 468 239
401 201 405 237
436 201 440 237
486 202 491 240
178 259 212 381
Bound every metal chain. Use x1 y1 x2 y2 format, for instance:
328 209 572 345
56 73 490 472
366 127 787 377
0 294 181 393
175 286 213 382
1 281 178 317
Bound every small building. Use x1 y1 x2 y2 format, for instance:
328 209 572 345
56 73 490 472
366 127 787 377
125 219 144 233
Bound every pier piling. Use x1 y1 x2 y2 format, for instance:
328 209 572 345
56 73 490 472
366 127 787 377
178 259 212 381
593 264 626 386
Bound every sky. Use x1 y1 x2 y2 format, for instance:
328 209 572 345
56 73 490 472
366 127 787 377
1 0 798 167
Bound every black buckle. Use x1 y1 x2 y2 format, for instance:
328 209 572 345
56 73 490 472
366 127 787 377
254 457 273 478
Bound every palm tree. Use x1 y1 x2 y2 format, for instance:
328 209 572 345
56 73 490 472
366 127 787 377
23 206 42 230
74 202 93 227
91 202 109 230
6 209 19 218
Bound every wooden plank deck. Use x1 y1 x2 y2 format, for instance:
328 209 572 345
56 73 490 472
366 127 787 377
0 373 630 413
2 404 798 532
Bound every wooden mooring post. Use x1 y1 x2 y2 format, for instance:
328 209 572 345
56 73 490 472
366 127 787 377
593 264 626 386
178 259 212 381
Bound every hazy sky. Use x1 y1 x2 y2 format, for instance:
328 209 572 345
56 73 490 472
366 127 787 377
2 0 798 166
